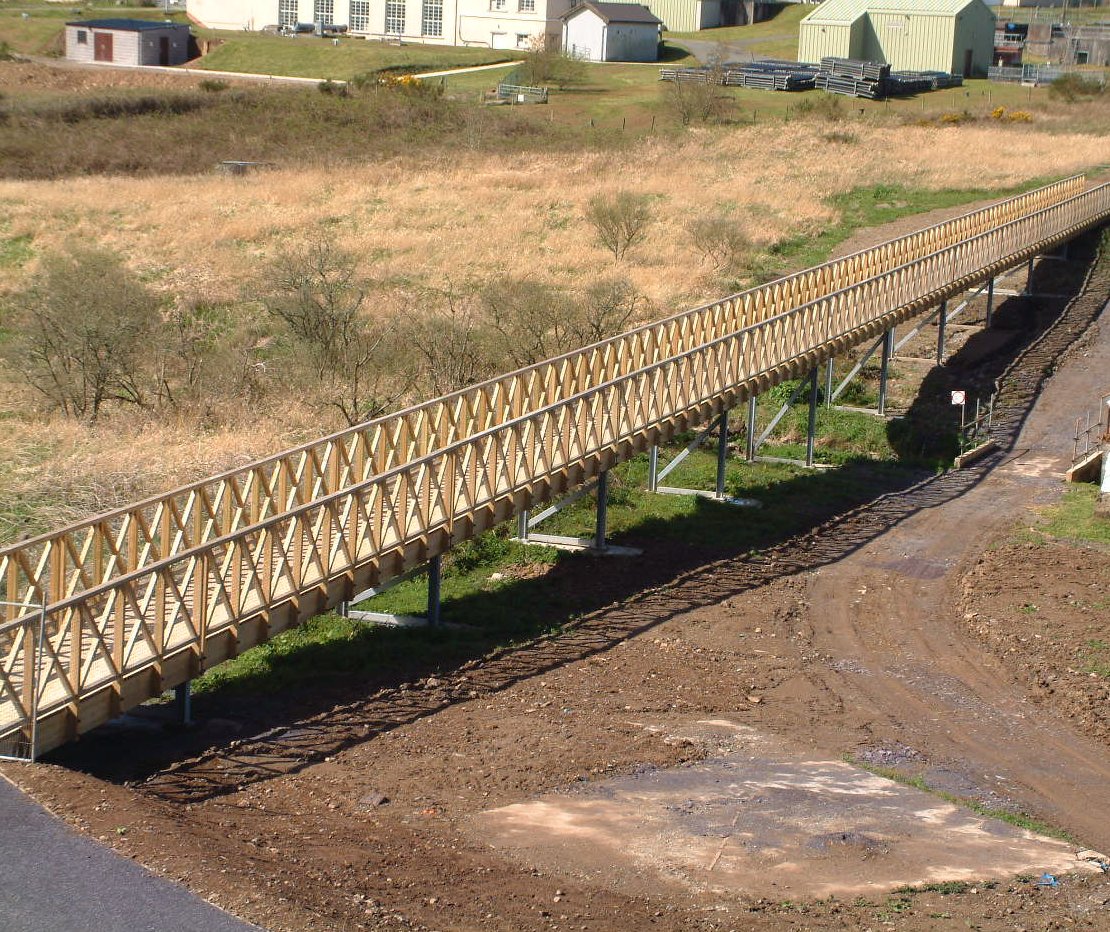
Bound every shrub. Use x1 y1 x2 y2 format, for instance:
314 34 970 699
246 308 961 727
0 41 16 62
584 191 654 260
2 247 161 421
1049 72 1105 102
687 213 750 273
790 94 844 122
198 79 229 93
662 78 730 126
318 79 348 97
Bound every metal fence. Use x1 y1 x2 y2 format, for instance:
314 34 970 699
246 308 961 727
1072 391 1110 465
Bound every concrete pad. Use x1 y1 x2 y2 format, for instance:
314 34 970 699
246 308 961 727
476 729 1097 901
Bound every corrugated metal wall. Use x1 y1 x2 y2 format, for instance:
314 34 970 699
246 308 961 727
798 20 862 63
953 2 996 75
647 0 710 34
864 12 955 71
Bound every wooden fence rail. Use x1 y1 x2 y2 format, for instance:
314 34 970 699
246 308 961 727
1 178 1107 755
0 176 1088 628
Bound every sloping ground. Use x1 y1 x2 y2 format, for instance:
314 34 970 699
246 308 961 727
1 238 1109 929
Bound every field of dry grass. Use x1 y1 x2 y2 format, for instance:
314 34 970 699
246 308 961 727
1 118 1107 540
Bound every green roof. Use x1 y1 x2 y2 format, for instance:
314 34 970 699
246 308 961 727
802 0 987 24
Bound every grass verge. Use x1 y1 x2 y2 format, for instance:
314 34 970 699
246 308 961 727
853 759 1076 843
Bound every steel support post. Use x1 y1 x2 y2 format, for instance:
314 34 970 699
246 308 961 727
648 445 659 493
936 300 948 363
716 411 729 499
174 682 192 726
427 554 442 627
877 327 895 417
745 394 758 461
985 277 995 329
824 358 835 409
805 368 820 468
594 470 609 552
1024 257 1035 294
517 509 530 543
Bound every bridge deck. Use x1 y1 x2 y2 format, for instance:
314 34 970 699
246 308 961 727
2 178 1108 756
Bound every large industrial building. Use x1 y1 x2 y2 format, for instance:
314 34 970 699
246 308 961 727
798 0 996 77
187 0 572 49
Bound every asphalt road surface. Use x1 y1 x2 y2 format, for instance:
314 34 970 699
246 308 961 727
0 776 259 932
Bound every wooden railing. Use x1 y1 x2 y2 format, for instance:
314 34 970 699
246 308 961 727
0 176 1087 629
1 178 1107 755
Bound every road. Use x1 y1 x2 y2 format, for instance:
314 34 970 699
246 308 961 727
0 774 258 932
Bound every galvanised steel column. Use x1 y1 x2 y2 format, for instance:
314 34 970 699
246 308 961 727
174 682 192 726
745 395 758 461
716 411 729 499
517 509 530 542
824 358 835 409
985 277 995 328
594 470 609 552
805 368 820 468
1024 257 1035 294
936 301 948 364
648 445 659 492
877 327 895 417
427 555 442 627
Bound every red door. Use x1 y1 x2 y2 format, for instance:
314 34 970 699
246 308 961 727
94 32 113 62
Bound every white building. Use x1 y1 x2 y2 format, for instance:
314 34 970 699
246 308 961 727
65 19 192 66
187 0 573 50
561 2 661 61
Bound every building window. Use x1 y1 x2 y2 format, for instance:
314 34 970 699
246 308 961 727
314 0 335 26
491 0 506 10
76 29 88 44
519 0 535 12
278 0 297 27
422 0 443 37
385 0 405 35
350 1 370 32
516 33 530 48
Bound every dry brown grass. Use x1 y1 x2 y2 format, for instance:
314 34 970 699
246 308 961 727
1 119 1106 539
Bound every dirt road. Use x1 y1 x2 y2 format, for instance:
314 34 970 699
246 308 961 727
2 238 1108 931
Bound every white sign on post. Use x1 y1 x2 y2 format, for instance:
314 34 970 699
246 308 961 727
951 390 966 405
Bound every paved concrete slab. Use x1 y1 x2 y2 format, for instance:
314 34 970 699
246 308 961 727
476 721 1098 900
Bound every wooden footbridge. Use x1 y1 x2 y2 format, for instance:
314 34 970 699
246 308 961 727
2 176 1108 758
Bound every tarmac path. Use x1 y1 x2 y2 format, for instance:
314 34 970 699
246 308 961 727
0 774 258 932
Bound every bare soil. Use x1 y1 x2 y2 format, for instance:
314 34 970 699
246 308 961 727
2 236 1109 931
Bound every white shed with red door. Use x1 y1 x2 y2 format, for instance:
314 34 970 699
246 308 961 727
65 19 192 67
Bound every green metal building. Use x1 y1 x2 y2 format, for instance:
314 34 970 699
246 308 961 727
798 0 996 76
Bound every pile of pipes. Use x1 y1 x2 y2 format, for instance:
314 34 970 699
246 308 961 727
660 57 962 100
886 70 964 95
658 60 819 91
815 57 891 98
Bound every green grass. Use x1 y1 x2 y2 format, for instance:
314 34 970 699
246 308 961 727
196 34 520 81
757 177 1059 276
1082 639 1110 680
669 5 809 54
854 760 1076 842
0 233 33 269
1040 484 1110 545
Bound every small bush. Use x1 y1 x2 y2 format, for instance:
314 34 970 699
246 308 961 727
318 79 349 97
584 191 654 260
939 110 974 125
687 213 750 273
791 94 844 122
1006 109 1033 123
662 78 731 126
1049 72 1105 102
0 41 16 62
198 79 229 93
823 130 858 144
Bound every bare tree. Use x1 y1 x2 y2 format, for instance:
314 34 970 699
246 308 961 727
3 246 159 421
265 237 407 426
406 281 493 397
570 277 648 346
584 191 655 260
481 277 578 368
